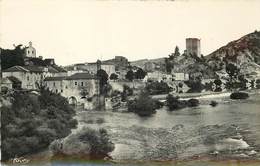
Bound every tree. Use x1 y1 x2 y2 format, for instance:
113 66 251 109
125 70 134 81
214 79 223 92
1 45 25 70
226 63 240 80
135 68 147 79
97 69 108 94
165 58 173 73
127 91 157 116
174 46 180 57
109 73 118 81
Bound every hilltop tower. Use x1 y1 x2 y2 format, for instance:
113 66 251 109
186 38 201 57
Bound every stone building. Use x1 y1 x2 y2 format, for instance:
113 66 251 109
73 61 116 77
186 38 201 57
2 65 67 89
25 41 36 58
44 73 100 105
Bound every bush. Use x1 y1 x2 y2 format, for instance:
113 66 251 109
127 91 157 116
145 81 171 95
184 80 204 93
210 101 218 107
1 88 77 161
187 98 199 107
50 127 114 158
230 92 249 100
166 95 199 110
166 94 186 111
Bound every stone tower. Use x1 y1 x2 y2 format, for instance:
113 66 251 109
186 38 201 57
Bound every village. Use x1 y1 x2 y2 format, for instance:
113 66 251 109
1 36 260 111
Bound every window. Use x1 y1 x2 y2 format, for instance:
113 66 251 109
81 82 84 86
53 82 55 86
28 50 30 54
55 89 58 93
32 51 34 54
27 76 30 81
61 89 63 93
75 82 77 85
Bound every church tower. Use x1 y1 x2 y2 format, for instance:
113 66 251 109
25 41 36 58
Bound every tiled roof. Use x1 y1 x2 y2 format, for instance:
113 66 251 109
44 76 66 81
44 73 97 81
3 65 67 73
2 66 29 72
67 73 97 80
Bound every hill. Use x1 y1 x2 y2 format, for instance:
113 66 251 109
206 31 260 75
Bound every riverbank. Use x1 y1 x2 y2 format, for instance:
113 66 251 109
151 89 260 101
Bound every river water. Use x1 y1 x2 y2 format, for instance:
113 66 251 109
70 92 260 165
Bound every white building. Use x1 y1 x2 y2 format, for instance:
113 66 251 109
172 72 189 81
25 41 36 58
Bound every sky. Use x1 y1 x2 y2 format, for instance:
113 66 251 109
1 0 260 65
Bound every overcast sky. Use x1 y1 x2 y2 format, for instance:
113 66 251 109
1 0 260 65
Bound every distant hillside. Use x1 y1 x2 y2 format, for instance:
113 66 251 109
206 31 260 75
130 58 165 68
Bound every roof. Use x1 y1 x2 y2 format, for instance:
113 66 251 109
2 66 29 72
3 65 67 73
67 73 97 80
44 76 66 81
44 73 97 82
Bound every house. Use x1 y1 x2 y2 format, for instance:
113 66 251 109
143 71 173 83
44 73 100 105
172 72 189 81
2 65 67 90
72 61 116 77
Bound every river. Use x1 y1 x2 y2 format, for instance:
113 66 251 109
15 92 260 166
59 92 260 165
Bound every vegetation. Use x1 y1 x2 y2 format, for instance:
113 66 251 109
135 68 147 79
1 88 77 161
125 70 135 81
1 45 25 70
230 92 249 100
187 98 200 107
97 69 109 94
214 78 223 92
166 94 200 111
210 100 218 107
256 79 260 89
121 84 133 102
184 79 204 93
127 91 158 116
109 73 118 81
166 95 186 110
145 81 171 95
50 127 114 159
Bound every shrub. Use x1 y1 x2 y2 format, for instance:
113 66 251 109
1 89 77 161
50 127 114 158
230 92 249 100
210 101 218 107
127 91 157 116
187 98 199 107
145 81 171 95
166 94 186 111
184 80 204 93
